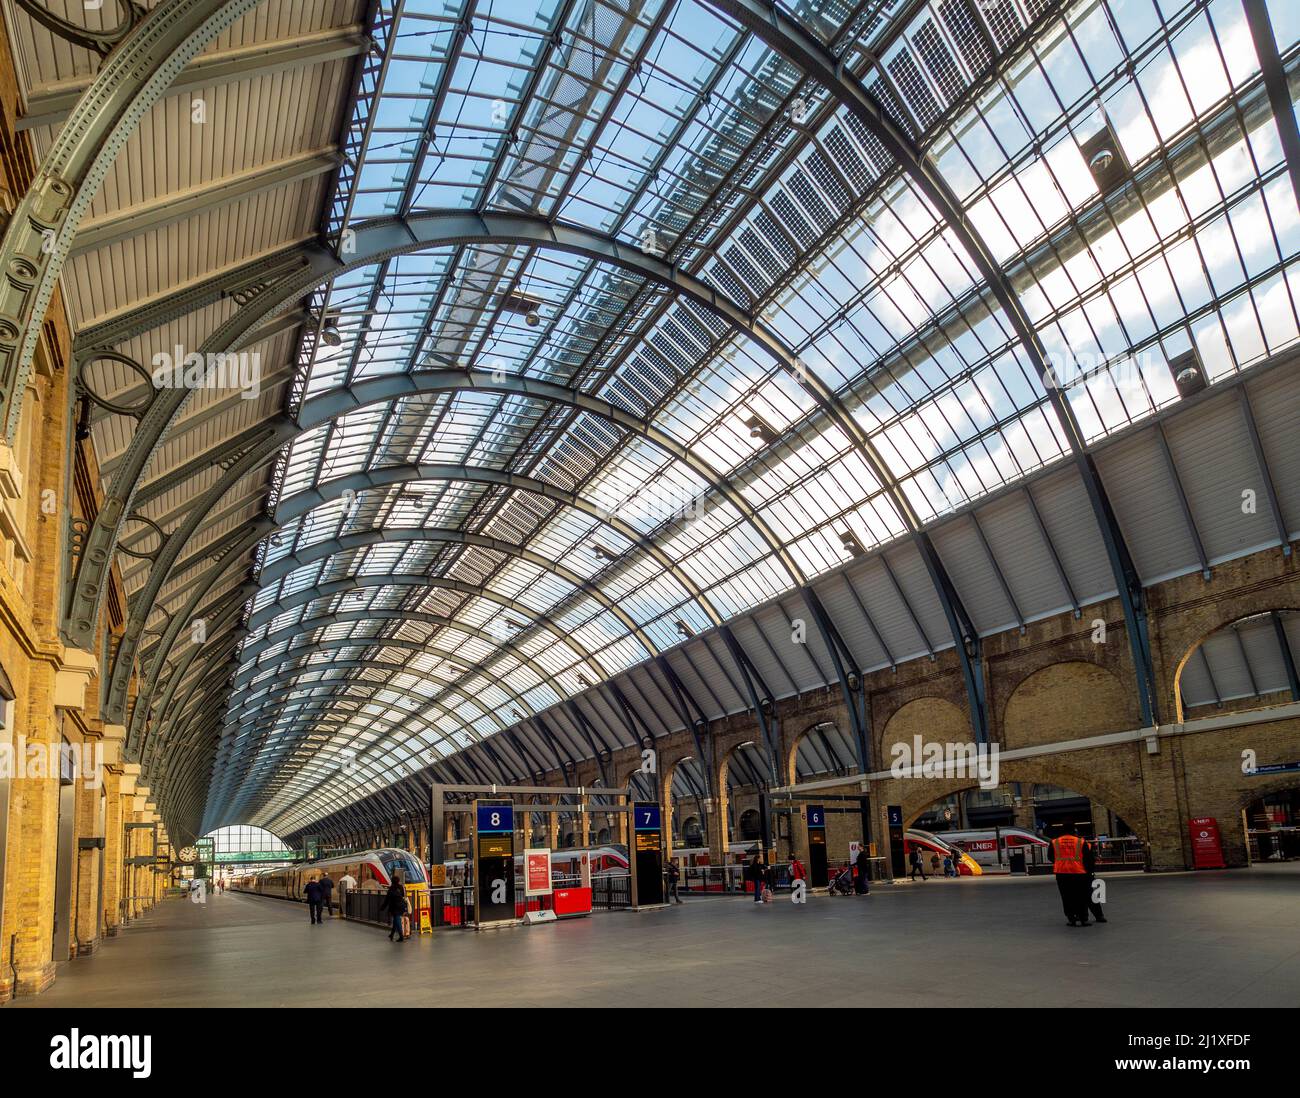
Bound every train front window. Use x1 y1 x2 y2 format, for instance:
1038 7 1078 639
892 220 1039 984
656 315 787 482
381 852 424 884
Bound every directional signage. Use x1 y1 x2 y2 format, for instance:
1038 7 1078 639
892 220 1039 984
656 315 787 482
806 804 828 887
632 801 664 905
887 804 906 880
477 803 514 833
474 800 516 925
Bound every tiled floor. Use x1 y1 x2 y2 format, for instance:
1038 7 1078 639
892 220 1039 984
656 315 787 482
8 865 1299 1008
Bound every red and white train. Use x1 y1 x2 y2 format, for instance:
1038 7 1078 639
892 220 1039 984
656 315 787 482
435 845 629 888
234 848 428 901
918 826 1050 871
903 828 984 875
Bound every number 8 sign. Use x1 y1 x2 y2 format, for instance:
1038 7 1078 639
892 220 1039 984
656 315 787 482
477 803 514 833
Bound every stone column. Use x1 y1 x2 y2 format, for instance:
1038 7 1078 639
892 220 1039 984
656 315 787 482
101 760 123 936
659 764 675 860
9 660 60 996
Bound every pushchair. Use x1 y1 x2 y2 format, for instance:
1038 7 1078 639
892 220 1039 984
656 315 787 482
828 865 855 896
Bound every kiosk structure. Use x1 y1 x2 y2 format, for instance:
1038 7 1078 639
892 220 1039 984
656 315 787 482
430 783 664 924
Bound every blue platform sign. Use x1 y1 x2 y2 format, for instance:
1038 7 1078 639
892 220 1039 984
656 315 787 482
1250 761 1300 776
633 803 662 832
807 805 826 829
887 805 903 827
477 803 514 833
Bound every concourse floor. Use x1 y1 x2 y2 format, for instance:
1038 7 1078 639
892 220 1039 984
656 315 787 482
8 865 1300 1008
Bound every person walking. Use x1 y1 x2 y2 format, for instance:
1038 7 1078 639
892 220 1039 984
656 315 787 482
1051 821 1090 927
337 870 357 919
381 879 408 941
303 875 324 924
319 871 335 918
747 853 764 903
789 854 806 892
665 858 683 904
908 847 926 881
1082 834 1108 924
854 845 871 894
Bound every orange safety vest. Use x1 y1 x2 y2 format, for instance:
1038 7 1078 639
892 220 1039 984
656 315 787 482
1052 834 1086 874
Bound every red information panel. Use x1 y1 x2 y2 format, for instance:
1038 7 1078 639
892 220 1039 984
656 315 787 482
525 849 552 896
1189 816 1226 869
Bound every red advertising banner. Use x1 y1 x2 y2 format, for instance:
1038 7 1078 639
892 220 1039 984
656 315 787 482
1188 816 1226 869
525 849 553 895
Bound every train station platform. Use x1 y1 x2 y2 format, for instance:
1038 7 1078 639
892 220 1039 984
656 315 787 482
9 866 1299 1010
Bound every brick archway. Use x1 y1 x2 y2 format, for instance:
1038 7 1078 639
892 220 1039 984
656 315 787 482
879 696 969 766
1172 607 1300 721
898 757 1148 849
1002 660 1137 749
784 719 854 786
1233 773 1300 817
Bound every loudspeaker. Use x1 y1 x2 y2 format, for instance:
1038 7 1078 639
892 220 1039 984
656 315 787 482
1167 348 1206 399
1080 122 1130 193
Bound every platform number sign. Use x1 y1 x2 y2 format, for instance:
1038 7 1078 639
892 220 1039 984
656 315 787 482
887 804 906 880
806 805 828 887
477 804 513 833
631 801 664 906
473 801 516 925
634 804 662 832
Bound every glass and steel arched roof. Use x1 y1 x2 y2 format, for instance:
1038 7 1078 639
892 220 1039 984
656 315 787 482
35 0 1296 841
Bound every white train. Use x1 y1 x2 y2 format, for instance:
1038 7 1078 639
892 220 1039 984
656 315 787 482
435 845 629 888
933 826 1050 870
234 848 428 901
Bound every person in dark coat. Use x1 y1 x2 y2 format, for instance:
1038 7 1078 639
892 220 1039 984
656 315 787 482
665 859 682 904
319 871 335 918
1082 837 1108 924
854 846 871 894
746 854 763 903
908 848 926 881
381 880 408 941
303 876 324 924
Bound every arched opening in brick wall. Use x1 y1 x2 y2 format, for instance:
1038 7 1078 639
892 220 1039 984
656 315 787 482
786 721 858 786
587 780 622 849
664 756 711 850
719 741 773 857
1174 610 1300 722
1236 775 1300 864
1243 787 1300 862
898 756 1150 857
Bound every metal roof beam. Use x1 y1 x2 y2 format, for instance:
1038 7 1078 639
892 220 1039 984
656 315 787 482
69 150 341 257
19 25 371 131
0 0 266 444
703 0 1159 728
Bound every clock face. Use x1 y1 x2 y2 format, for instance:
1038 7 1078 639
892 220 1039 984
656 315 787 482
178 846 199 864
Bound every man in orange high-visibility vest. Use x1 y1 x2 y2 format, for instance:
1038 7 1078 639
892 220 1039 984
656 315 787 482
1051 821 1091 927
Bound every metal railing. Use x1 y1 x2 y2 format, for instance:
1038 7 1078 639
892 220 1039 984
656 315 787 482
1090 837 1146 870
1249 827 1300 861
